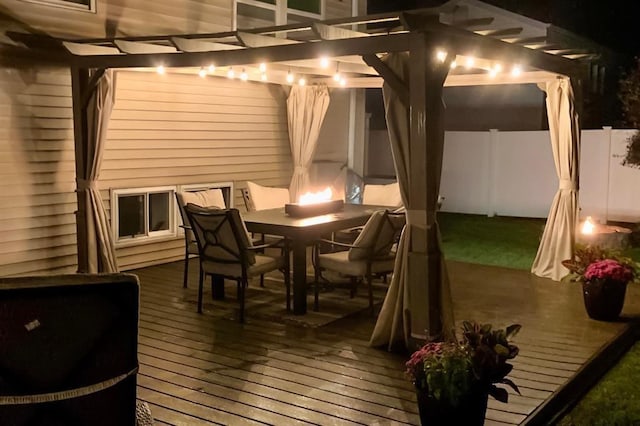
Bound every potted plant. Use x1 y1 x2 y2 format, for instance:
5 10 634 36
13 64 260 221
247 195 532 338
405 321 521 426
562 245 639 320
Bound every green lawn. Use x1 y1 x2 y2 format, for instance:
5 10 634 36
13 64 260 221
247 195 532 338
438 212 640 269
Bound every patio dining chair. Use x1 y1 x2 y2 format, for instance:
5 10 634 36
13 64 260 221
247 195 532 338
313 209 406 314
175 188 227 288
362 181 403 207
185 204 290 322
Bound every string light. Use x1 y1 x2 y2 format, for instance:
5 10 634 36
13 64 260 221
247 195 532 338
208 64 216 73
227 67 235 79
511 65 522 77
465 57 475 68
286 70 295 84
319 56 330 68
240 68 248 81
488 68 497 78
198 67 207 78
339 77 347 87
298 77 306 86
261 73 268 81
436 50 447 62
156 65 165 75
259 63 267 73
333 72 341 82
493 63 503 73
450 60 457 69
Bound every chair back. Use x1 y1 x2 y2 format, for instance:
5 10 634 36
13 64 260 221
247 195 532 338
362 182 403 207
246 181 290 210
176 189 226 243
184 205 255 267
348 210 406 261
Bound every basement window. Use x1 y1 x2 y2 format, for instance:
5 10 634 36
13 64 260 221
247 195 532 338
21 0 96 13
111 186 176 246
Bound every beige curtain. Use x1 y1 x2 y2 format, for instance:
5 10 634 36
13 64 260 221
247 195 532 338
531 77 580 281
370 53 454 350
286 84 330 202
78 69 119 272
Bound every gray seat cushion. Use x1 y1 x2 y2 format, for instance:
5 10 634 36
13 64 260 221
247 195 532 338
318 250 395 276
202 254 282 278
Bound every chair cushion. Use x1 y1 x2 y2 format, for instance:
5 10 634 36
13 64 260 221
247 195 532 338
363 182 403 207
348 210 385 261
202 254 282 278
247 181 290 210
180 188 226 209
319 250 395 276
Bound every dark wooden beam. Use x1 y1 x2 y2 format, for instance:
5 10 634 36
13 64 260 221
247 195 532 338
69 33 411 69
400 13 580 76
0 44 70 67
70 67 90 273
362 54 409 106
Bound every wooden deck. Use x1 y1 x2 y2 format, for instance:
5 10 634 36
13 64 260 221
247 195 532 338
132 259 640 425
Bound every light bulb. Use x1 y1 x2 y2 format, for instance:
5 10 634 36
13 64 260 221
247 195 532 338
465 57 475 68
493 63 503 73
511 65 522 77
240 68 248 81
198 67 207 78
436 50 447 62
319 56 330 68
259 63 267 72
208 64 216 73
450 60 457 69
339 77 346 87
333 72 341 82
298 77 306 86
156 65 165 75
261 73 268 81
227 67 235 79
488 68 497 78
286 71 294 84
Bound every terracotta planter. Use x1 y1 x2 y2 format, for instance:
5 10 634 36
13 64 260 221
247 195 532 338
416 387 489 426
582 279 628 321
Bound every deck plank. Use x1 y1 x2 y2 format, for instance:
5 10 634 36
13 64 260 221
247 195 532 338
129 259 640 425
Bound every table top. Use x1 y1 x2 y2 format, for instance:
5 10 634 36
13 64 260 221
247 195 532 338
243 203 385 239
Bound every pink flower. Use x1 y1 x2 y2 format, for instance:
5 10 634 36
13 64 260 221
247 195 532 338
584 259 634 283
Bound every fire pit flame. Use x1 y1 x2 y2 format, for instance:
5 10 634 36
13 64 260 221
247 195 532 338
582 216 595 235
299 187 332 205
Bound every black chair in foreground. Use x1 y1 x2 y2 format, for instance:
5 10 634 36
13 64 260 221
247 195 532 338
313 209 406 314
185 204 290 322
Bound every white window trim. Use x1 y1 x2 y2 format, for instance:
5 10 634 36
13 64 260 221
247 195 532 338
20 0 96 13
235 0 323 29
111 186 177 247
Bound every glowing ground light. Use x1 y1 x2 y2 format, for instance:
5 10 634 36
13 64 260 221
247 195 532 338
582 217 595 234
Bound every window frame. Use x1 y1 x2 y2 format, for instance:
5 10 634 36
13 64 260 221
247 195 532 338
234 0 323 29
20 0 96 13
111 186 177 247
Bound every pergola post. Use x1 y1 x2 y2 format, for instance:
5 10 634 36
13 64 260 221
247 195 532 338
408 32 451 339
70 67 91 273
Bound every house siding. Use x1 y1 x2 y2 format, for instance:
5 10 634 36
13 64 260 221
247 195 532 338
0 68 291 276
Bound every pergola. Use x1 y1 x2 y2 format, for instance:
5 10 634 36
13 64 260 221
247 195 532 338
6 0 587 348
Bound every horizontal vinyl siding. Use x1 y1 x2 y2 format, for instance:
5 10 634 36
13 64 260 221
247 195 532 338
105 70 291 271
2 0 233 39
0 68 78 277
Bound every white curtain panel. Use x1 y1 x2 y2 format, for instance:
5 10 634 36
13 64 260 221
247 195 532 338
531 78 580 281
286 84 330 202
369 53 454 350
80 69 119 273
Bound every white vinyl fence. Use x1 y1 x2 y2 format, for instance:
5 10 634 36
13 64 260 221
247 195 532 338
440 128 640 223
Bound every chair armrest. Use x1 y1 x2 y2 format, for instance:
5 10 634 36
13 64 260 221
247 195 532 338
247 238 286 252
317 238 355 249
179 224 192 231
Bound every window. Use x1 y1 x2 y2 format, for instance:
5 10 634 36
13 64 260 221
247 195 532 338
20 0 96 13
235 0 323 29
112 186 176 246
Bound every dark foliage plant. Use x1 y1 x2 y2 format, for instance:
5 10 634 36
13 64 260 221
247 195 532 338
618 58 640 168
406 321 521 406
